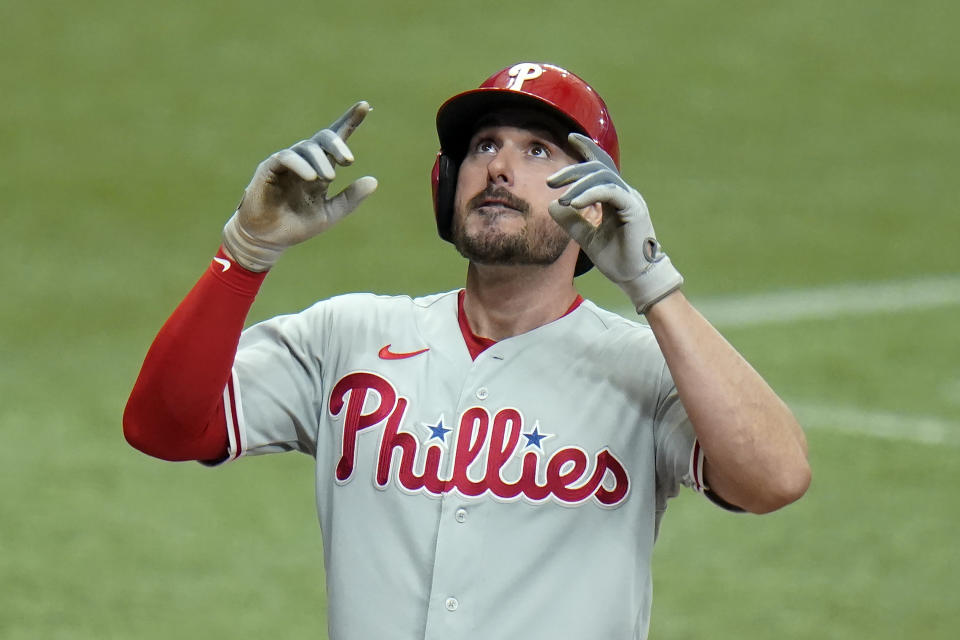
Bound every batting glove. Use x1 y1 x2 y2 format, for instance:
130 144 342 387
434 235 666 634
222 101 379 271
547 133 683 314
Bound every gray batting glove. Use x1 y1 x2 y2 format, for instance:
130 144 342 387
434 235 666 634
547 133 683 315
222 101 379 271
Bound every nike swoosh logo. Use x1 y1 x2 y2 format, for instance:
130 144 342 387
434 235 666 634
213 257 231 272
378 344 429 360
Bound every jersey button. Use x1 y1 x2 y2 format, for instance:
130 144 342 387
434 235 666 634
476 387 489 400
445 597 459 611
455 508 467 523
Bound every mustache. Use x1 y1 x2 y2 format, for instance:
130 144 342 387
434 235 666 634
466 186 530 214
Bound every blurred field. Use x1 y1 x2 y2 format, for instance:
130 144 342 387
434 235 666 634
1 0 957 638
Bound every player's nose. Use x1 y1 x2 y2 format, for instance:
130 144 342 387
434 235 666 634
486 148 515 186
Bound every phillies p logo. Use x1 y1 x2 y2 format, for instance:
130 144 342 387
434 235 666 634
506 63 543 92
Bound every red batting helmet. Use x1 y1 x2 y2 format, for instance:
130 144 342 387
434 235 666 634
431 62 620 276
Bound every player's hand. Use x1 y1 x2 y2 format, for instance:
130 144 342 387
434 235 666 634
547 133 683 314
221 101 379 271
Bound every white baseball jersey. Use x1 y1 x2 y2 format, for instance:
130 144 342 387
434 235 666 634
219 289 710 640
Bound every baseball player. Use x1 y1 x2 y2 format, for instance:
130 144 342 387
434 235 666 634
124 62 810 639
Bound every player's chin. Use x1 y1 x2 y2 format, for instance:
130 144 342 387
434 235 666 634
454 229 569 267
455 225 517 260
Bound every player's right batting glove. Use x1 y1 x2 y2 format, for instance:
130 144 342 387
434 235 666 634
221 101 379 272
547 133 683 315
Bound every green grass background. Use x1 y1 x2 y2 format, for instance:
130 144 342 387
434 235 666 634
2 0 958 637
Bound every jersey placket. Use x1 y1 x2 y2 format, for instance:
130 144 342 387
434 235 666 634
421 346 506 639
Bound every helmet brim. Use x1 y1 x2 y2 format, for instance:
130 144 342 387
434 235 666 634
436 88 587 162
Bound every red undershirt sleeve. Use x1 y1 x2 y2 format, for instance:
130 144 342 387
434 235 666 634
122 248 268 462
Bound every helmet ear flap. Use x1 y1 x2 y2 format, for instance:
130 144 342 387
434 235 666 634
434 153 458 242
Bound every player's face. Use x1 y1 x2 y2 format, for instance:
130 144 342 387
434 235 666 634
452 119 581 267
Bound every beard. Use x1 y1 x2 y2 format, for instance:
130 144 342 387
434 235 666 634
451 185 572 266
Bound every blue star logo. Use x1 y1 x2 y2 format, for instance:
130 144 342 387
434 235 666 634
424 417 451 443
523 423 552 450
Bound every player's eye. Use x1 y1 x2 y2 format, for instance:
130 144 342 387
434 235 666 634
529 143 551 158
474 139 497 154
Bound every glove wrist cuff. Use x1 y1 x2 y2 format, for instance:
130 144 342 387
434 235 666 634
635 281 683 315
617 256 684 315
222 214 285 272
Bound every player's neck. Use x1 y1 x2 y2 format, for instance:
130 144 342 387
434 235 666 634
462 260 579 341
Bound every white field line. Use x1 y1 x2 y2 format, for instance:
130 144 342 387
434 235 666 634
615 274 960 446
791 402 960 447
685 273 960 329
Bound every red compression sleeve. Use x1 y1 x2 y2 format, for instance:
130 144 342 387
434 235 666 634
123 248 267 461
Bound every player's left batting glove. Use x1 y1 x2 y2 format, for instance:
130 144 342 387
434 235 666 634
221 101 378 272
547 133 683 315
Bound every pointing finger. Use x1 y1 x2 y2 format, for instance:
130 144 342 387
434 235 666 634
327 101 372 142
568 133 618 173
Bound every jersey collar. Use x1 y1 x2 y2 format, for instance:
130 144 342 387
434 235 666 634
456 289 584 361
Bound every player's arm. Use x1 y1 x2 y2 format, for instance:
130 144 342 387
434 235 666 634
643 292 809 513
123 103 377 461
123 251 266 461
547 134 810 514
